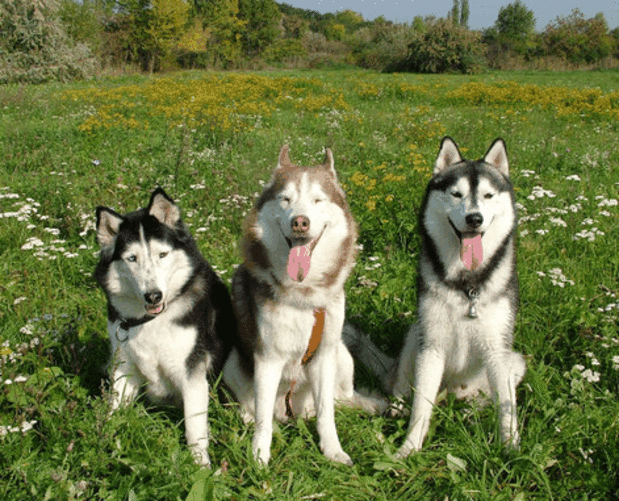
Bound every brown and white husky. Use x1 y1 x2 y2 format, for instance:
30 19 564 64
223 146 385 466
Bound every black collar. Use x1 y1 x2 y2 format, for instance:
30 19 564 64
119 315 156 330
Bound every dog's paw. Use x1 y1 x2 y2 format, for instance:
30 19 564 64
192 448 211 468
502 430 521 453
387 396 409 418
394 439 420 460
252 444 271 467
326 449 354 466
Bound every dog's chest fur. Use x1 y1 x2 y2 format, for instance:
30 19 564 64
109 309 208 402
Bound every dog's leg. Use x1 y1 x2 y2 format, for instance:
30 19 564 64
110 353 142 410
183 365 211 467
390 323 422 397
252 355 285 465
487 350 526 449
396 348 445 459
308 307 352 465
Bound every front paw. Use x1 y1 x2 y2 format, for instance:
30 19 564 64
323 447 353 466
191 446 211 468
252 436 271 466
394 439 420 460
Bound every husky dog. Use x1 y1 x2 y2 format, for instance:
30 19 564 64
223 146 384 466
95 188 235 466
387 137 526 458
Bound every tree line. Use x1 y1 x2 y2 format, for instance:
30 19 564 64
1 0 618 83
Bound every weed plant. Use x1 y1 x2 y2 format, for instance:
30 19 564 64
0 69 617 500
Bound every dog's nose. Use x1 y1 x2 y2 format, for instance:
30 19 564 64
144 290 163 305
291 215 310 234
465 213 483 228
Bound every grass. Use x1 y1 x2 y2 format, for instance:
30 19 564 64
0 68 618 500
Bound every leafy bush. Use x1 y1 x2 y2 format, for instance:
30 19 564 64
401 19 484 74
350 22 416 71
263 38 307 63
542 10 614 64
0 0 95 84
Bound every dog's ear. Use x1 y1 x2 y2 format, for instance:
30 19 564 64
483 138 509 177
96 207 123 249
148 188 182 228
276 144 292 171
434 137 463 174
322 147 339 180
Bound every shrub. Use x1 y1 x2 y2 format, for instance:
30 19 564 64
542 10 613 64
0 0 95 84
401 18 484 73
350 22 416 71
263 38 307 63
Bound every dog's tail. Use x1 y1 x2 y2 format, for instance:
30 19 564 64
342 323 397 394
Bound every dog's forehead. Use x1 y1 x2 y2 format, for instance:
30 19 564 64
258 165 344 209
114 212 175 255
432 161 508 193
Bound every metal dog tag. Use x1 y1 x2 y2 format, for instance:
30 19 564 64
467 289 479 319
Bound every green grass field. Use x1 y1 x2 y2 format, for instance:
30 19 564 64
1 69 618 500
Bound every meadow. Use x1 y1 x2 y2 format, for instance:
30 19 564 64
0 68 618 500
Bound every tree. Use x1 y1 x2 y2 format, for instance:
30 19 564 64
197 0 246 66
495 0 535 41
403 18 483 73
460 0 469 29
238 0 280 56
450 0 459 25
146 0 192 70
542 9 613 64
0 0 95 83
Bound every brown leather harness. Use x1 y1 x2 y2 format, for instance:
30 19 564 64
285 308 325 417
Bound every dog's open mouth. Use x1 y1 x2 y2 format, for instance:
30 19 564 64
145 303 165 316
449 220 483 271
281 227 325 282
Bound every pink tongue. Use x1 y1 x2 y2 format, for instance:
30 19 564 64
287 245 311 281
461 235 483 270
147 304 164 315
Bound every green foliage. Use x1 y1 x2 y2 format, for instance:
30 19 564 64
350 22 416 71
402 18 484 73
1 69 619 500
460 0 469 29
262 38 306 62
495 0 536 41
450 0 459 26
0 0 96 83
238 0 280 57
1 68 619 500
201 0 247 67
542 9 614 64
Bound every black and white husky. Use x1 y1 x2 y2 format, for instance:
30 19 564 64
348 137 526 458
95 188 235 466
223 146 385 466
391 137 526 457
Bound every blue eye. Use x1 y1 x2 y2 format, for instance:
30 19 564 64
126 255 137 262
451 191 463 199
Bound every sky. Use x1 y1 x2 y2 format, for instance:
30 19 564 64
279 1 619 31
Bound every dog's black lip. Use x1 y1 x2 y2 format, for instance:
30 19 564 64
278 222 326 253
278 222 316 249
145 302 165 316
448 219 483 241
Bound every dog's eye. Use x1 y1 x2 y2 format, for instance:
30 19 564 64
451 191 463 199
126 255 137 263
314 198 324 204
484 193 494 199
159 252 168 259
280 196 290 205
